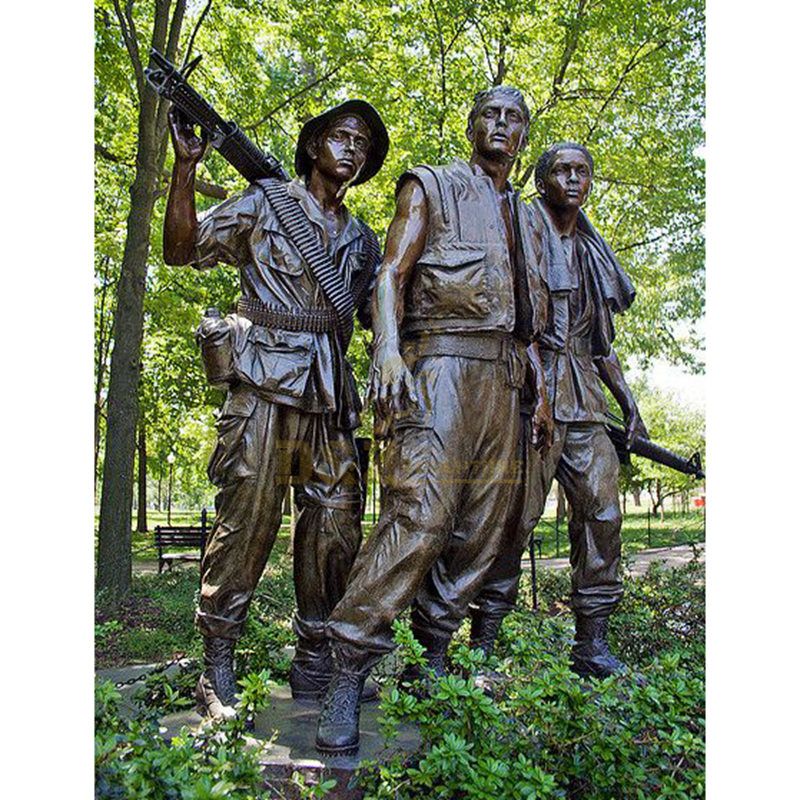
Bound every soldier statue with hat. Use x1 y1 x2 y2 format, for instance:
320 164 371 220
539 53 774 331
162 99 389 720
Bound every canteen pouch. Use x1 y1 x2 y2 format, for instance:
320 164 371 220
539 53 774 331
196 308 236 388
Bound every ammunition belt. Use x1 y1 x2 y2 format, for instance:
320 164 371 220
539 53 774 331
237 297 338 333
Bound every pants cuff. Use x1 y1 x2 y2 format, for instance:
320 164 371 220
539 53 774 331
195 609 244 640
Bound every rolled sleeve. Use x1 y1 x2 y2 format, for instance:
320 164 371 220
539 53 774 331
192 184 261 270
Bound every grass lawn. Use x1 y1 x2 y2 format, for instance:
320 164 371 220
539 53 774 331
125 504 704 564
97 503 703 669
535 508 705 559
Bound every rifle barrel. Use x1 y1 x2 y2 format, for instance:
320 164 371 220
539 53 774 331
605 422 704 479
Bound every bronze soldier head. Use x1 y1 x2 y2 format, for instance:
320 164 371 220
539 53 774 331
295 99 389 186
535 142 594 210
466 86 530 163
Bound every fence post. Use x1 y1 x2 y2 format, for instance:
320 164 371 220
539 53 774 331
199 507 208 589
372 456 377 524
647 508 651 548
555 516 560 558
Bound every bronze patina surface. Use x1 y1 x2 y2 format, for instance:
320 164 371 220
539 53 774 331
316 87 553 756
473 142 649 678
163 100 388 718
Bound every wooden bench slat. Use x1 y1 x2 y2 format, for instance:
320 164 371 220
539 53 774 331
153 512 210 574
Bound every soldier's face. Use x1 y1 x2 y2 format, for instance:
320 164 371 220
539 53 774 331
538 149 592 209
311 115 371 184
469 97 528 161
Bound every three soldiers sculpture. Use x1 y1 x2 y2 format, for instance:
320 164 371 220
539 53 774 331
160 65 665 755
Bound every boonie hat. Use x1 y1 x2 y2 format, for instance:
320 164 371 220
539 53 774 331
294 99 389 186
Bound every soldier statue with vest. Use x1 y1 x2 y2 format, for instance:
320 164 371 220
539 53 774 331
162 100 389 720
315 86 554 755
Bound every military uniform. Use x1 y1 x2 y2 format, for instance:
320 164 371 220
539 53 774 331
192 178 379 685
473 196 636 636
326 159 546 656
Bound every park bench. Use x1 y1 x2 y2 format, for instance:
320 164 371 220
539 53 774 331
154 508 210 574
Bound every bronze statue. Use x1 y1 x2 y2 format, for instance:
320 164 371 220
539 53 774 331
315 86 552 755
162 99 389 720
472 142 649 679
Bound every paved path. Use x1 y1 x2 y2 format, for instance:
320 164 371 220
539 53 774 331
133 542 704 578
525 542 704 577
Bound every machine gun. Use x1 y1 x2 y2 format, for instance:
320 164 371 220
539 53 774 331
144 48 290 184
604 414 705 480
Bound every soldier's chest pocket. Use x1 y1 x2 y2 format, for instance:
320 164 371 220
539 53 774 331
253 230 306 277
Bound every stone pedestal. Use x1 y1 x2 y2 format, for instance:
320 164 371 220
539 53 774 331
160 683 419 799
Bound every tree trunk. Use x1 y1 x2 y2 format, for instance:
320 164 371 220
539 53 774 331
95 254 113 492
621 492 627 514
632 487 642 507
96 0 187 602
136 422 148 533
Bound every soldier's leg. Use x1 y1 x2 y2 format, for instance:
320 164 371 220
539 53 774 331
468 422 564 653
410 377 524 647
325 358 464 655
290 417 363 698
555 423 625 677
195 389 298 716
330 419 457 690
318 354 478 753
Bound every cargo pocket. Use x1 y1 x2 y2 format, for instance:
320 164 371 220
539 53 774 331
411 246 487 319
379 403 436 499
235 325 314 398
207 390 259 487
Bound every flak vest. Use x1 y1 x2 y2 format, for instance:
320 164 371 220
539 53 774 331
399 159 544 340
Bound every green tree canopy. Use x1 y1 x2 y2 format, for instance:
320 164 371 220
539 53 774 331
95 0 704 585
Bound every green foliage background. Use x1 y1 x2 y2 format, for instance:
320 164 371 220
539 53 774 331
95 0 704 506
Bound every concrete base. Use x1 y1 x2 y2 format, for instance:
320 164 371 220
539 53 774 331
160 683 419 799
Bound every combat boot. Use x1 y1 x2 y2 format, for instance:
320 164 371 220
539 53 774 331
469 609 505 658
398 624 450 694
315 643 376 756
469 610 509 694
570 615 626 678
195 636 238 720
289 614 379 702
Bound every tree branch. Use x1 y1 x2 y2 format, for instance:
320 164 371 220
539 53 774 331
585 40 669 140
613 220 703 254
95 143 134 167
531 0 588 119
95 142 226 198
242 61 347 132
428 0 447 158
112 0 144 98
183 0 212 68
472 17 499 84
552 0 587 91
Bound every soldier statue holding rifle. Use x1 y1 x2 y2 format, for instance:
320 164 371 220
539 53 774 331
473 141 651 680
161 95 388 721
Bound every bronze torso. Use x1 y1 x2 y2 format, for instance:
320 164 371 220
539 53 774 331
399 159 543 340
193 178 377 417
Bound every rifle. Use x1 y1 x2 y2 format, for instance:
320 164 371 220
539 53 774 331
605 414 705 480
144 48 289 184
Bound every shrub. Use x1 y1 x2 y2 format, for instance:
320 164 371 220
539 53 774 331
95 671 272 800
357 561 705 800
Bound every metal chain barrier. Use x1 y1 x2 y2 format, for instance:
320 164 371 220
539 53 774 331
114 653 194 689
